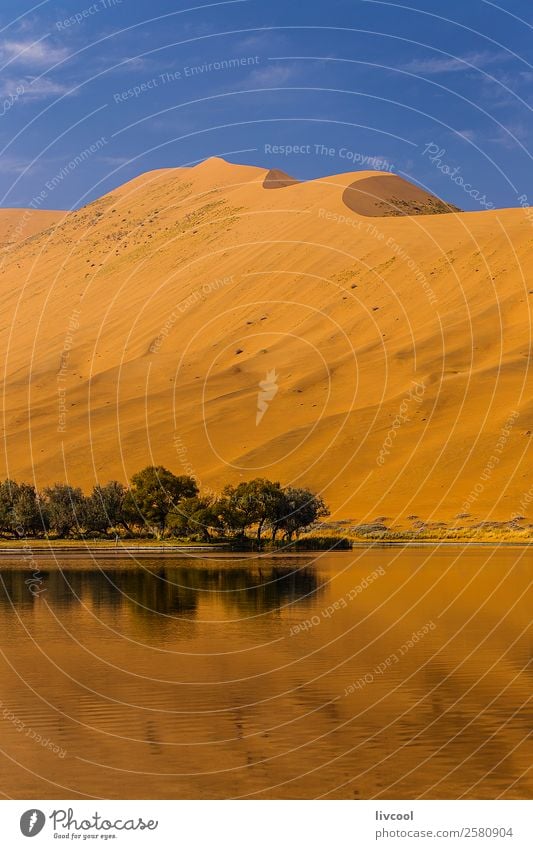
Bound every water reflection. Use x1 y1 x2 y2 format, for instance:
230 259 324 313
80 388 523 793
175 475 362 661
0 549 530 800
0 560 322 620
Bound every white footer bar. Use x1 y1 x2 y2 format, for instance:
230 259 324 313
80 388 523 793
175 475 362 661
1 799 531 848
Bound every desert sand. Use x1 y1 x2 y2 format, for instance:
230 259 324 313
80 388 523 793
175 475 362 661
0 208 64 246
1 157 532 523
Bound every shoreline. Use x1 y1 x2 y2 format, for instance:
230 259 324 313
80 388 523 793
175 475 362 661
0 538 532 558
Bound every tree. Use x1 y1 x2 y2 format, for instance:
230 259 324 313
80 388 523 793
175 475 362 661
238 479 285 543
217 485 250 538
218 482 261 539
0 480 18 536
273 487 329 541
216 479 286 544
169 496 223 542
42 484 88 537
11 483 44 536
127 466 198 535
0 480 44 537
86 481 128 534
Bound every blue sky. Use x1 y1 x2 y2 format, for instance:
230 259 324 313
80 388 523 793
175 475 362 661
0 0 531 211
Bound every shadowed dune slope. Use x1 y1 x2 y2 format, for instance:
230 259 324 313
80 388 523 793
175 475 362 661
0 157 532 522
342 174 461 216
262 168 300 189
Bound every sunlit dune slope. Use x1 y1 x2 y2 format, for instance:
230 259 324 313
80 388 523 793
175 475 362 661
0 208 65 246
1 157 532 522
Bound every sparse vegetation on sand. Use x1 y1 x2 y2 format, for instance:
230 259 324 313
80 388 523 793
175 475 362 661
307 518 533 545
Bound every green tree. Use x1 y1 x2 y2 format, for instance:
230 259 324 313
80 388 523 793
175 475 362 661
42 484 88 537
0 480 18 536
239 479 285 543
11 483 44 536
273 487 329 541
127 466 198 535
217 479 286 544
169 496 223 542
86 481 128 534
0 480 44 537
217 484 252 539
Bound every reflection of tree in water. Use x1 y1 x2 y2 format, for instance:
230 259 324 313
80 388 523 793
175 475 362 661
0 560 322 619
178 565 322 614
0 568 196 618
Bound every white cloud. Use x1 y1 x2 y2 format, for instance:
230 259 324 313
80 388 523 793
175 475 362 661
456 129 477 142
490 122 529 149
245 63 297 87
0 38 69 67
401 51 505 75
0 75 71 100
0 154 32 174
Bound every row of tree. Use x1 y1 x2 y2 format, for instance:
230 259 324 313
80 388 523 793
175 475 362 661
0 467 329 542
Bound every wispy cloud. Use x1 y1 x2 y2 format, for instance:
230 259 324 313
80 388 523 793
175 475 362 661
90 54 149 76
100 155 135 167
236 32 289 53
490 121 530 149
0 38 69 67
456 129 477 142
477 75 524 110
0 154 33 174
401 51 506 75
246 63 298 87
0 75 71 100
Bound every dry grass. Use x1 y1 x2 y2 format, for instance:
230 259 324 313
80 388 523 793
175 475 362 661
305 521 533 545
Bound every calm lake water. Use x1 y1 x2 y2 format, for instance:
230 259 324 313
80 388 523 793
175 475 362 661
0 547 530 799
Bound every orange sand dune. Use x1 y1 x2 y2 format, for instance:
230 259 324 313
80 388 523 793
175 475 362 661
0 157 532 523
0 208 64 247
342 173 461 216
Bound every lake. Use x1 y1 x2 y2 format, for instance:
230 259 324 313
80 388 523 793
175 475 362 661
0 547 530 799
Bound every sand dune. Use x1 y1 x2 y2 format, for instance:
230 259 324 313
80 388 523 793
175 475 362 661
262 168 300 189
0 208 64 247
0 157 532 523
341 174 461 216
